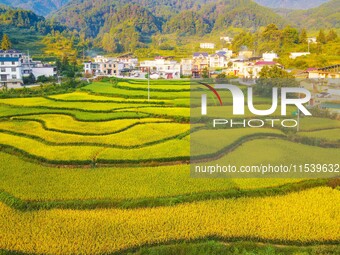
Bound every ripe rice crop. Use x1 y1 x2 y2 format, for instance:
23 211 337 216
299 117 340 131
13 114 172 135
299 129 340 142
0 132 190 163
191 128 283 156
0 188 338 255
0 120 189 147
0 133 100 163
82 82 190 99
0 152 304 202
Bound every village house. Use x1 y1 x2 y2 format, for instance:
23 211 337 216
21 55 57 78
0 56 22 88
238 50 253 60
84 62 100 76
220 36 233 44
0 50 57 88
140 57 181 79
232 60 282 78
302 65 340 80
209 49 233 69
116 56 138 69
290 52 310 59
200 43 215 49
84 55 130 76
307 37 317 44
192 52 209 78
262 52 278 62
180 58 192 77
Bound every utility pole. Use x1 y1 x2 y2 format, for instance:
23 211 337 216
148 66 150 102
27 50 31 75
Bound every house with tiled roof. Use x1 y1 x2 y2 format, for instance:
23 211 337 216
192 52 209 78
209 49 233 68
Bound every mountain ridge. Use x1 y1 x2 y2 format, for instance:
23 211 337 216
253 0 329 10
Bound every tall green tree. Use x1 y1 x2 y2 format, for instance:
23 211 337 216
317 29 327 44
299 28 307 44
1 34 12 50
232 31 254 52
281 26 299 46
254 66 297 97
326 29 338 42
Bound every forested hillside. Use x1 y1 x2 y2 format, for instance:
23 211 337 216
287 0 339 29
0 5 65 34
50 0 288 53
0 0 70 16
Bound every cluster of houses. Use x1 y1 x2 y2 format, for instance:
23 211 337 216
84 55 138 77
83 37 339 81
0 50 57 88
84 49 284 79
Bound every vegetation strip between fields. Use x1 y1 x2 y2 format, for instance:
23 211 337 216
0 238 339 255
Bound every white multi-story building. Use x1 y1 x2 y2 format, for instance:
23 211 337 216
200 43 215 49
84 62 100 76
0 50 57 88
0 56 23 88
117 57 138 69
93 55 116 63
220 37 233 44
180 58 192 77
140 57 181 79
21 55 57 78
232 60 281 78
262 52 278 62
84 55 135 77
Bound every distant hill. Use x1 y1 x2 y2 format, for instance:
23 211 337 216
253 0 330 10
0 5 66 55
286 0 339 29
0 0 70 16
51 0 288 52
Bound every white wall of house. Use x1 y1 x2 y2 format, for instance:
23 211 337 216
290 52 310 59
0 57 23 87
180 59 192 76
200 43 215 49
140 59 181 79
31 67 57 78
263 52 278 62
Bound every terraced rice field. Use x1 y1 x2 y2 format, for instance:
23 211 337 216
0 78 339 255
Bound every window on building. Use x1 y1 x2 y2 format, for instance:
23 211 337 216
1 68 5 72
12 75 17 79
0 62 4 65
12 61 15 65
0 75 7 81
11 68 16 72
